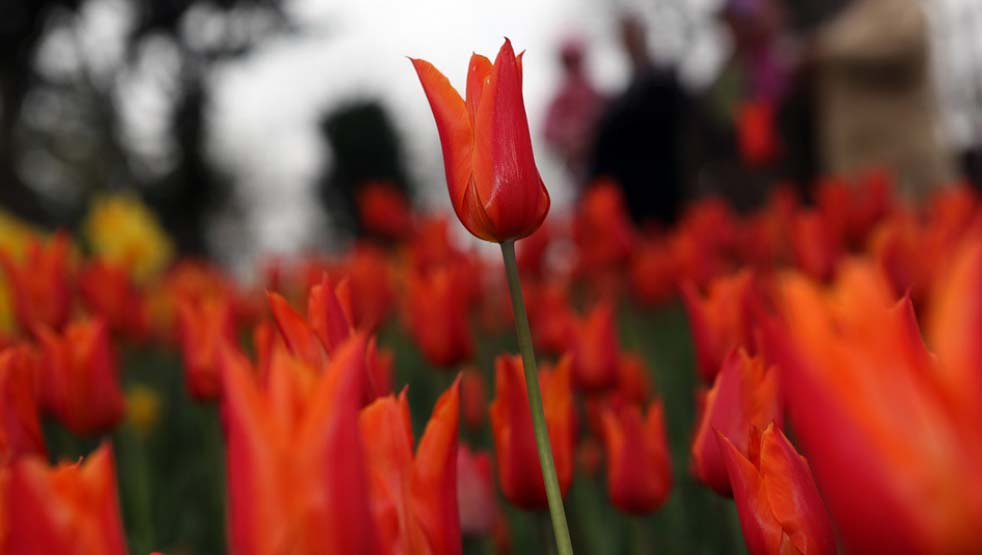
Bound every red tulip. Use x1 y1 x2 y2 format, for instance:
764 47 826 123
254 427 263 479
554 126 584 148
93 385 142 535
615 353 651 406
220 333 379 555
412 39 550 242
573 180 636 272
629 239 677 306
460 367 487 431
602 399 672 514
78 259 149 341
360 379 461 555
308 274 355 355
6 442 127 555
0 232 72 334
691 348 781 496
790 210 841 281
457 445 497 537
356 181 414 240
406 266 474 368
718 424 836 555
177 296 236 400
525 281 576 356
490 354 574 509
0 346 45 463
764 260 982 553
736 99 779 167
681 269 759 382
37 318 124 435
568 300 620 392
342 244 395 331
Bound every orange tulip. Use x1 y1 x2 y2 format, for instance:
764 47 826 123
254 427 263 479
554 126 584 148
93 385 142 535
360 379 461 555
681 269 759 382
220 333 379 555
602 400 672 514
412 39 550 242
177 295 236 400
5 442 127 555
691 348 781 496
78 259 149 341
490 354 574 509
406 266 474 368
37 318 124 435
457 445 497 537
629 238 678 306
763 259 982 553
0 346 45 463
0 232 72 334
567 300 620 392
342 244 395 331
718 424 836 555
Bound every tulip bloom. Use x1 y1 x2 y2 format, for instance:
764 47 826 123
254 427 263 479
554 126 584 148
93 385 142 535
78 259 149 341
6 442 127 555
460 367 487 431
764 260 982 553
490 355 574 509
0 346 45 462
360 380 461 555
573 180 636 272
691 349 781 496
177 296 236 400
567 300 620 392
0 232 72 334
615 353 652 406
681 269 759 382
602 400 672 514
37 318 125 436
457 446 497 537
221 333 379 555
406 266 474 368
356 181 414 240
790 210 841 281
718 424 836 555
736 99 779 167
412 39 550 242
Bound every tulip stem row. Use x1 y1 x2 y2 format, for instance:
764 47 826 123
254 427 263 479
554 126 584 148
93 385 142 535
500 240 574 555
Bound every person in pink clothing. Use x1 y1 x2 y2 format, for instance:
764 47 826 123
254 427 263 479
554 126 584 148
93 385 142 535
543 38 606 186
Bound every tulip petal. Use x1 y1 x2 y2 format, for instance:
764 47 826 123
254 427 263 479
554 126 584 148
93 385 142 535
466 54 492 124
267 291 324 369
411 58 475 232
413 376 462 555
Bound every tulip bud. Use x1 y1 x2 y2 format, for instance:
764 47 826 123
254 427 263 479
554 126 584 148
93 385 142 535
602 400 672 514
0 345 45 462
412 39 550 243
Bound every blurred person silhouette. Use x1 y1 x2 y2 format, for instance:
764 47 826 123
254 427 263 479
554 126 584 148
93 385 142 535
543 37 607 186
808 0 955 198
590 15 688 227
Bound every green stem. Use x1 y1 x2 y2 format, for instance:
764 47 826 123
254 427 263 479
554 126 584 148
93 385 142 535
500 240 574 555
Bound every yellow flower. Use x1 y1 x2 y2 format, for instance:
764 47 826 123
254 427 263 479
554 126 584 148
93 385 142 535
83 193 174 283
0 209 40 261
126 384 162 437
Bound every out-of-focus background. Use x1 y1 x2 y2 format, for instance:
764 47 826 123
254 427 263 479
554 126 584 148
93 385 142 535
5 0 978 275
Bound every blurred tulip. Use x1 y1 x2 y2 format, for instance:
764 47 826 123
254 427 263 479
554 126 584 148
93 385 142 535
526 281 576 356
125 384 162 438
6 442 127 555
602 399 672 514
516 223 552 277
220 333 379 555
573 180 636 272
412 39 550 242
616 353 652 406
343 244 394 330
83 193 174 283
576 436 604 477
357 181 414 240
457 446 497 537
406 266 474 368
764 260 982 553
681 269 758 382
37 318 124 435
308 274 355 354
629 239 677 306
0 232 72 334
78 259 149 341
267 291 325 369
360 379 461 555
691 348 781 496
791 210 841 281
736 99 779 167
0 346 45 462
568 300 620 392
490 355 574 509
178 296 236 400
718 424 836 555
460 367 487 431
